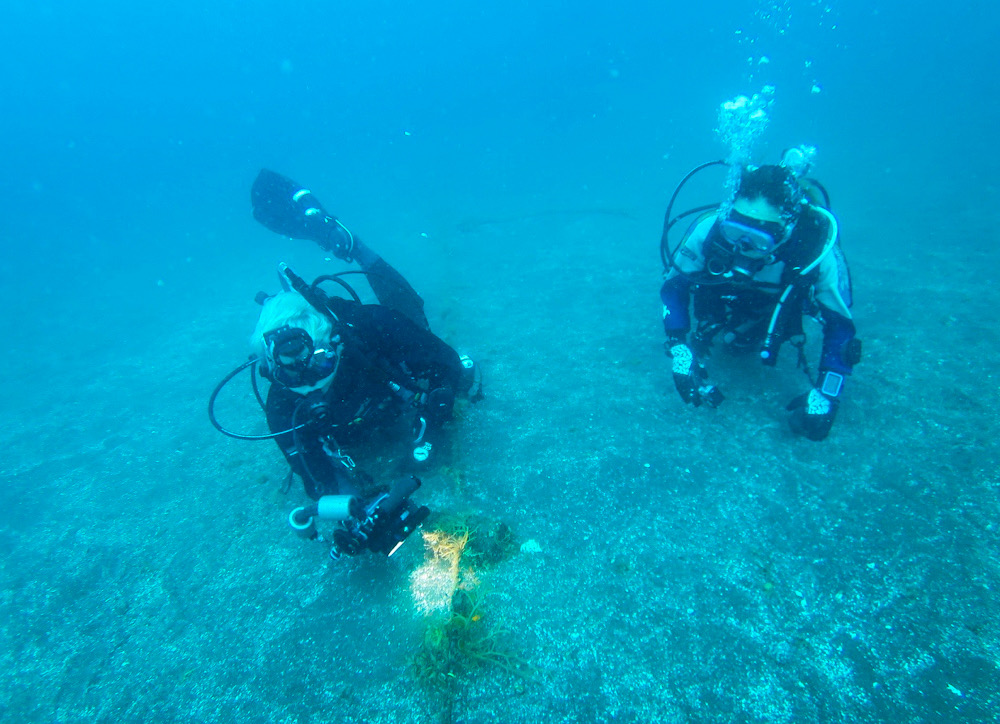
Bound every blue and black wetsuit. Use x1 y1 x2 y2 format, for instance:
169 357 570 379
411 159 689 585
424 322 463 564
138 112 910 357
661 204 857 377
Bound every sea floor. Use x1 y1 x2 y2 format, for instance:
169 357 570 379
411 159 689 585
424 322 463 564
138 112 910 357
2 205 999 722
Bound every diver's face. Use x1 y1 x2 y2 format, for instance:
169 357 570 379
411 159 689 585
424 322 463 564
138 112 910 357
263 325 340 394
719 196 790 261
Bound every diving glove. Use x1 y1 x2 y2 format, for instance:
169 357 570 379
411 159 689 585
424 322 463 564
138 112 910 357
787 389 838 441
668 343 723 408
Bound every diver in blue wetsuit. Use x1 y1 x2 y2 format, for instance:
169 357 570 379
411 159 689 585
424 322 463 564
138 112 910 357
659 149 861 441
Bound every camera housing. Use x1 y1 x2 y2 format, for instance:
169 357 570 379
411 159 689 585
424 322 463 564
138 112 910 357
330 476 430 559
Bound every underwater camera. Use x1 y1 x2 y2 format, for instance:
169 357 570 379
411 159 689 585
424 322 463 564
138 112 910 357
288 475 430 560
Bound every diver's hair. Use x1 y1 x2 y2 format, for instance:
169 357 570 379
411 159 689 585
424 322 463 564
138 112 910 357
736 165 802 215
251 291 333 357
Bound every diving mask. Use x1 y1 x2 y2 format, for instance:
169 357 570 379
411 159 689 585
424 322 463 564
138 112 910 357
263 325 340 389
718 210 788 260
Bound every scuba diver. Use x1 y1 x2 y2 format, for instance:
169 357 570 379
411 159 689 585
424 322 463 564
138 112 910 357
659 147 861 441
210 169 482 558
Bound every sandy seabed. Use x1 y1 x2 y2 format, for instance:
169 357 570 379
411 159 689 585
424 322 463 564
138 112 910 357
2 204 999 723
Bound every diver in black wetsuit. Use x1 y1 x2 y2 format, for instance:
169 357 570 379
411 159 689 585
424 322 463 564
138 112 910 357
248 170 482 501
210 170 481 558
659 149 860 441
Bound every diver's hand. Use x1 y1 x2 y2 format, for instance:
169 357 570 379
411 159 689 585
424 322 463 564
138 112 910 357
669 343 723 408
787 389 838 441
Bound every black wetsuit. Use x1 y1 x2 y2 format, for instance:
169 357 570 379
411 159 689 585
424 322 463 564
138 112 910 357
265 292 467 501
249 168 471 497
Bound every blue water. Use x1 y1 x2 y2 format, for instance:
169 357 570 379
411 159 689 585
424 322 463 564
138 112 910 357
2 1 998 721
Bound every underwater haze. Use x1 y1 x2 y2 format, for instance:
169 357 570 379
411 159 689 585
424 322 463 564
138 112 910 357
2 0 999 721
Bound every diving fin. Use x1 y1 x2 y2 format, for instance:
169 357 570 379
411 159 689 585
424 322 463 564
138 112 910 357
251 169 332 242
